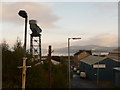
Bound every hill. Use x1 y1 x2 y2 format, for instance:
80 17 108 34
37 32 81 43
53 45 117 56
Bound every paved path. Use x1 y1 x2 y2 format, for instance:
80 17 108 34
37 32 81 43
71 74 101 88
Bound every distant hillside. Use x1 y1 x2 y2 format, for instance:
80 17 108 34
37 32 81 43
41 45 117 56
53 45 117 55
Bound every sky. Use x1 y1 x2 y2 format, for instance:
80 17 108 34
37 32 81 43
0 0 119 51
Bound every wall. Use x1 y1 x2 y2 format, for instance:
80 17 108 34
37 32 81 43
79 62 97 80
114 70 120 87
98 58 120 81
74 51 90 67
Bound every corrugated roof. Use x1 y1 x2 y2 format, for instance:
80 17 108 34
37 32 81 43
51 59 60 65
80 55 107 65
107 47 120 61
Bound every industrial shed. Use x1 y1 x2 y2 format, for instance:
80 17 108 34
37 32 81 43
79 55 120 81
113 67 120 87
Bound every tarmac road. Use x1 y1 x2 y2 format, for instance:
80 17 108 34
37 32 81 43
71 74 101 88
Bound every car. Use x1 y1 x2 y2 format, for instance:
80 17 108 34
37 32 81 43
73 67 77 72
71 66 74 69
76 69 80 75
80 72 86 78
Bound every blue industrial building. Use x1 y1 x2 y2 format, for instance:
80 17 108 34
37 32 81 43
79 55 120 81
113 67 120 87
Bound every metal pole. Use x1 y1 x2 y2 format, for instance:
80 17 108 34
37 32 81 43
39 34 41 61
24 17 28 51
68 38 71 88
67 37 81 88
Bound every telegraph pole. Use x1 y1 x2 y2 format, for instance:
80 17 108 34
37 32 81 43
48 45 52 88
39 34 42 60
17 57 31 89
22 57 27 88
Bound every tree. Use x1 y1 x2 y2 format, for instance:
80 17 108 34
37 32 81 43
2 40 69 88
1 40 9 51
2 40 24 88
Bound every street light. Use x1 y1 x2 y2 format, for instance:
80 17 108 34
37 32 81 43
18 10 28 51
18 10 28 89
68 37 81 88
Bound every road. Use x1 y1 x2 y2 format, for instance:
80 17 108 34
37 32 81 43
71 74 101 88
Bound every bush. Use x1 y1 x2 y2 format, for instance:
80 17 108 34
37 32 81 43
2 40 69 88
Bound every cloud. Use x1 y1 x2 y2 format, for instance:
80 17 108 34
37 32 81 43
74 33 118 47
1 2 59 28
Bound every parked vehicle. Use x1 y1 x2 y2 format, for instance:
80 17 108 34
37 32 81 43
73 67 77 72
71 66 74 69
80 72 86 78
76 69 80 75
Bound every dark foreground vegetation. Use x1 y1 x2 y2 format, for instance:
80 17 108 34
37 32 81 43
1 40 68 88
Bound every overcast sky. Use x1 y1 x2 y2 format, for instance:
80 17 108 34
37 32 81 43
0 0 119 50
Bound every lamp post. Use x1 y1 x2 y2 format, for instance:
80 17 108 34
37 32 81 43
68 37 81 88
18 10 28 89
18 10 28 51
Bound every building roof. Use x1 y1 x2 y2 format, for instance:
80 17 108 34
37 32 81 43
74 50 92 55
80 55 107 65
107 47 120 61
113 67 120 71
51 59 60 65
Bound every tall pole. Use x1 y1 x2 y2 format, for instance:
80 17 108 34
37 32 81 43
30 35 33 57
39 34 41 61
23 14 28 89
24 17 28 51
18 10 28 89
67 37 81 88
48 45 52 88
22 57 27 88
17 57 31 89
68 38 71 88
